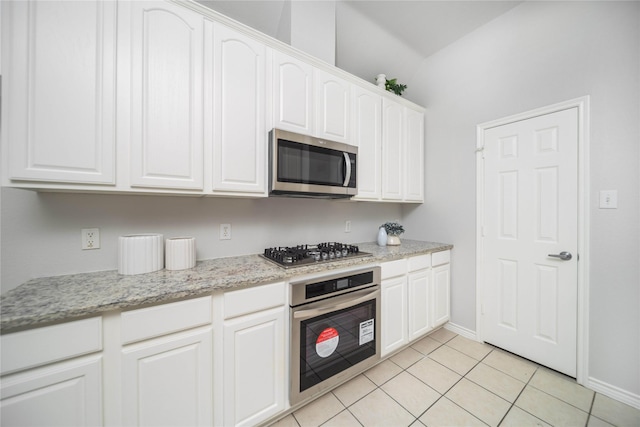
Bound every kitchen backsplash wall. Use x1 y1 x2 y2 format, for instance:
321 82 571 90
0 187 403 293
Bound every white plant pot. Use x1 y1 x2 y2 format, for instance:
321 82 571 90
387 235 401 246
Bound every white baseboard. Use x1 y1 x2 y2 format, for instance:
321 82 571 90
587 377 640 410
444 322 477 341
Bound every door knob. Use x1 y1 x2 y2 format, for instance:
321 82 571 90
548 251 572 261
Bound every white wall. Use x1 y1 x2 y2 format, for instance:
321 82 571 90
290 1 336 65
335 2 424 91
403 1 639 398
0 188 402 292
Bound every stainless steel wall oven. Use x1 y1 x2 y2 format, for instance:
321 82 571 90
290 267 381 405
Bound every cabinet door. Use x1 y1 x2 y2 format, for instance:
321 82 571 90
4 1 116 184
211 23 266 195
404 107 425 202
1 355 103 426
408 268 432 341
223 306 285 427
315 69 351 144
381 276 408 357
272 50 314 135
122 328 213 427
352 86 382 201
129 1 204 190
381 98 404 200
432 264 451 327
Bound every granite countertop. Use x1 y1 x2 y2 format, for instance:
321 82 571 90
0 240 452 333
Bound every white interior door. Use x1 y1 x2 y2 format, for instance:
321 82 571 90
481 107 578 377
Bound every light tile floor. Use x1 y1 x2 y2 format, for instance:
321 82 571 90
271 328 640 427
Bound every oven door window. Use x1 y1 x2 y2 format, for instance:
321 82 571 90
299 299 376 392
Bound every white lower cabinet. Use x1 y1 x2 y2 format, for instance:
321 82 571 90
0 317 103 426
407 265 432 341
381 273 409 357
223 307 286 427
381 251 451 357
220 282 287 427
121 328 213 426
381 259 409 357
119 296 214 427
1 355 103 427
432 250 452 327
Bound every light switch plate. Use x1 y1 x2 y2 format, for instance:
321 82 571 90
599 190 618 209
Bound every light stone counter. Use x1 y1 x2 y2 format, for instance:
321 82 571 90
0 240 452 333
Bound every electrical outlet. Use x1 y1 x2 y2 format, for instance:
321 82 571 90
345 220 352 233
220 223 231 240
82 228 100 250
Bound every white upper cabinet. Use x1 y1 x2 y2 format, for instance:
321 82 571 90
3 0 117 184
404 107 425 202
315 69 351 145
1 0 424 202
271 50 314 135
210 23 267 195
352 85 382 201
381 98 404 200
129 1 205 190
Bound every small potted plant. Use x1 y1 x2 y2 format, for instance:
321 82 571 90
384 78 407 96
375 75 407 96
382 222 404 246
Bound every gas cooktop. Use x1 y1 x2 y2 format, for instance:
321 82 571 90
262 242 372 269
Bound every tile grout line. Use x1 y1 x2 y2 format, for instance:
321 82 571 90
408 341 489 426
495 364 539 426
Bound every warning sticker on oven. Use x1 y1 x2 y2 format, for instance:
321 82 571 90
316 327 339 358
359 319 374 345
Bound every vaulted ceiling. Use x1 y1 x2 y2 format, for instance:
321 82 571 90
196 1 522 88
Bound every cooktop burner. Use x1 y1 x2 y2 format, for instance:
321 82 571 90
262 242 371 268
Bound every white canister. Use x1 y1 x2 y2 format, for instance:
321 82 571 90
165 237 196 270
118 234 164 275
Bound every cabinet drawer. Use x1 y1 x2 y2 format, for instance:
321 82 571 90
432 250 451 266
408 254 431 271
380 259 408 279
224 282 285 319
121 296 212 345
1 317 102 374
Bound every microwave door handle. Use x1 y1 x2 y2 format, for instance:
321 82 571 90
343 152 351 187
293 288 379 320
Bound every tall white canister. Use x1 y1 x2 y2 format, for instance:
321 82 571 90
118 234 164 275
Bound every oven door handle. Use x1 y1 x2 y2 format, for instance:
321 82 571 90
293 288 379 320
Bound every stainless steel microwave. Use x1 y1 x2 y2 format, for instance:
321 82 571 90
269 129 357 198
